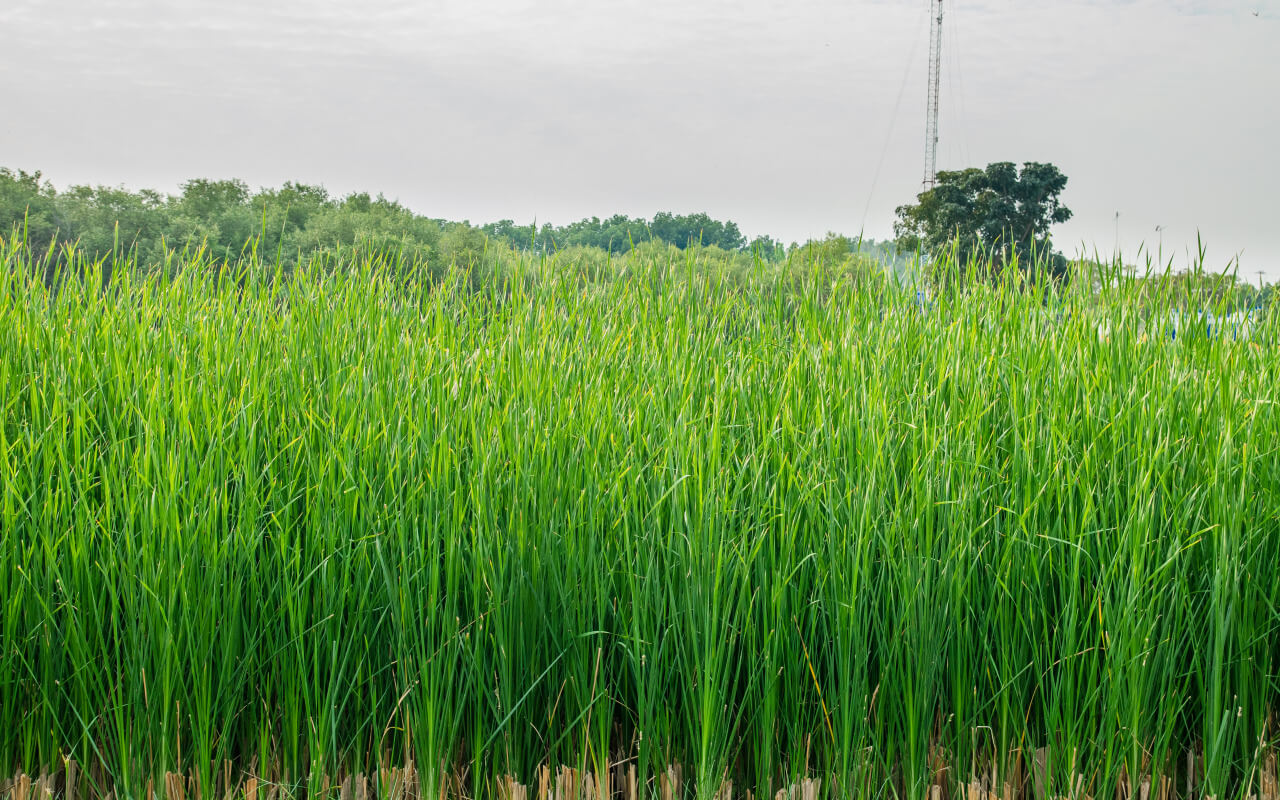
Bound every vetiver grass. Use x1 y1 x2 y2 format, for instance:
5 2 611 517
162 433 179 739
0 232 1277 800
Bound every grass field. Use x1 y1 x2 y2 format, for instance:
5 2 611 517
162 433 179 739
1 236 1277 800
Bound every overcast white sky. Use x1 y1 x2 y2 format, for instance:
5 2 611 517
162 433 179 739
2 0 1277 277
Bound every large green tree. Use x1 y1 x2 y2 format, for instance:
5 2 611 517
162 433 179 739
894 161 1072 283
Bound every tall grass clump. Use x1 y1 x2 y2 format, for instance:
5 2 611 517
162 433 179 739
0 232 1277 800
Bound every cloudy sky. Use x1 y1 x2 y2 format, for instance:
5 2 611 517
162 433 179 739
2 0 1277 276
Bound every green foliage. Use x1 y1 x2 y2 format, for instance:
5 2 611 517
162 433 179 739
648 211 745 250
56 184 170 258
482 212 749 255
437 221 488 268
548 213 653 252
747 233 785 260
0 168 61 253
290 193 441 268
170 178 256 259
895 161 1072 284
252 181 332 250
1 167 919 290
0 236 1276 799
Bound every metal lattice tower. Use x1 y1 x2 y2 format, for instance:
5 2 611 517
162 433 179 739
923 0 944 189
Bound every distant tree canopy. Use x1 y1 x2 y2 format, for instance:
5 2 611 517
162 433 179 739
1 167 906 275
894 161 1072 284
481 212 746 254
3 166 1273 306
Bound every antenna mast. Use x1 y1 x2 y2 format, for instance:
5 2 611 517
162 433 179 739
923 0 944 189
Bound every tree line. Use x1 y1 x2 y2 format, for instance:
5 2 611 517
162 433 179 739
4 164 1271 306
0 167 906 274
